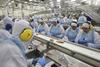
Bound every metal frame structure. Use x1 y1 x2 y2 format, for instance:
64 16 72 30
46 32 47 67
33 34 100 67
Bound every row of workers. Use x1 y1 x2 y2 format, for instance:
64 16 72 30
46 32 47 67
0 13 99 67
31 15 100 49
48 12 92 27
0 16 60 67
2 12 98 48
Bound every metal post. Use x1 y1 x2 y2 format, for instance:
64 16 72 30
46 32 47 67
21 3 23 19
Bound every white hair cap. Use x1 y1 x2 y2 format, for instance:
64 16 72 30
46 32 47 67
82 23 90 28
12 20 31 36
81 12 85 15
71 23 77 26
72 19 77 22
3 16 13 26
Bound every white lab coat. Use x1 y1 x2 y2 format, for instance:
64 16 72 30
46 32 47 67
75 29 100 48
0 41 27 67
88 32 100 48
0 30 27 67
37 23 49 35
49 24 65 34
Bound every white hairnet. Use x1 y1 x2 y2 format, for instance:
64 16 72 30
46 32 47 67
12 20 31 36
71 23 77 26
82 23 90 28
3 16 13 26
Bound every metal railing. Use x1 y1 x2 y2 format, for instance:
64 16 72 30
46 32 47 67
33 34 100 67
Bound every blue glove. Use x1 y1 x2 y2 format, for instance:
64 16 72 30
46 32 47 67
37 56 46 66
37 29 44 33
78 38 87 44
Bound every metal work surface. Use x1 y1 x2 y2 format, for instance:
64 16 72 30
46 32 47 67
33 34 100 67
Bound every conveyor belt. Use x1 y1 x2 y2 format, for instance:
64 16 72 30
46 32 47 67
33 34 100 67
46 54 61 66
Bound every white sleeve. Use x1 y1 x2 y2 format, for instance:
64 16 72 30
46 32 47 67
84 16 87 22
2 44 27 67
44 23 49 33
62 27 70 42
48 25 53 32
88 32 100 48
65 27 70 36
37 25 41 31
59 25 65 33
62 36 69 42
75 29 82 43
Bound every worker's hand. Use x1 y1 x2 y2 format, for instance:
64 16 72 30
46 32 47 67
78 39 87 44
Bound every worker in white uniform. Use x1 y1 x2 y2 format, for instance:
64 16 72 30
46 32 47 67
48 19 64 39
36 20 49 35
12 20 33 66
63 21 79 42
0 30 27 67
0 21 33 67
75 22 100 48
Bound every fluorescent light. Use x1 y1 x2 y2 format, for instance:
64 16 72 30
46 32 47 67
29 0 32 1
57 0 61 2
11 1 14 3
25 2 28 3
8 3 11 5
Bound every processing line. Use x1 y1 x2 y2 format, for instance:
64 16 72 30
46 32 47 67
33 34 100 67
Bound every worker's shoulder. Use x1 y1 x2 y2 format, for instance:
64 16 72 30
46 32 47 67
0 41 21 55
